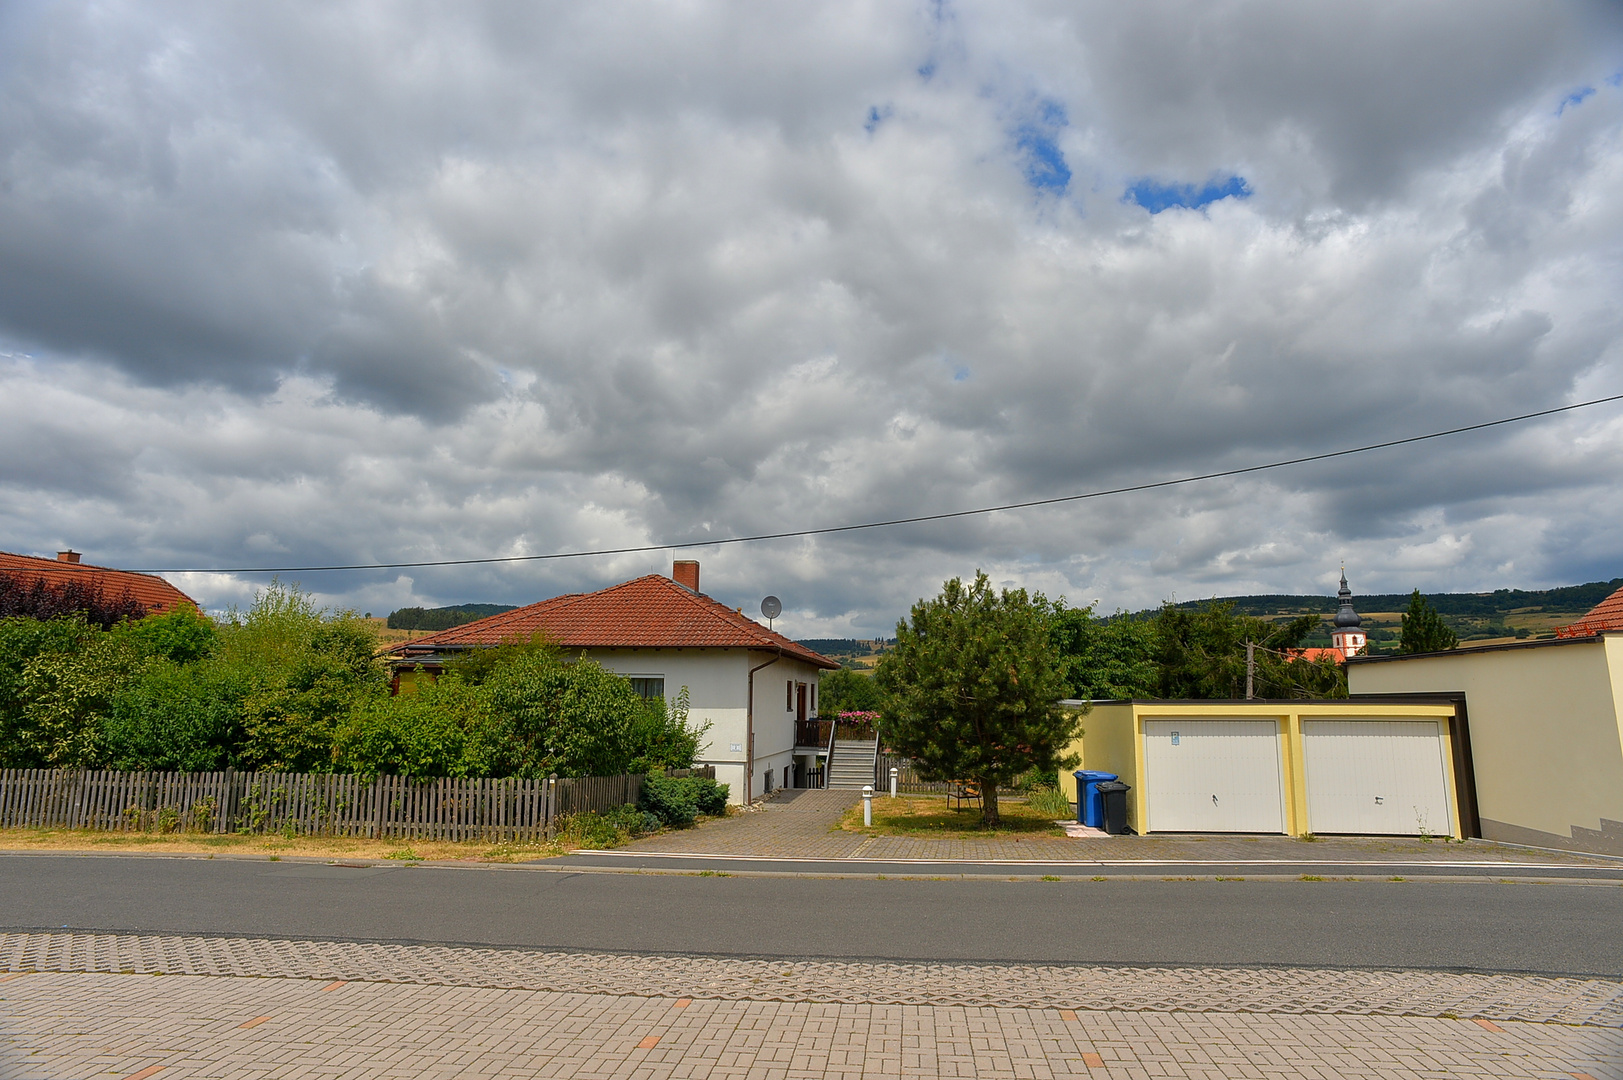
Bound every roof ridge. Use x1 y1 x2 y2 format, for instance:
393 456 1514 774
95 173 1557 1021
384 572 836 668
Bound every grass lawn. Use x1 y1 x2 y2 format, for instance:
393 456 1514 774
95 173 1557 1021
838 795 1068 837
0 826 614 863
0 826 572 862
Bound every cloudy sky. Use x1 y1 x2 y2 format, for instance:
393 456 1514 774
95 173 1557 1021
2 1 1622 636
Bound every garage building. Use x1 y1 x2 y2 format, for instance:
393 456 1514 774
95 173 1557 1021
1056 699 1470 839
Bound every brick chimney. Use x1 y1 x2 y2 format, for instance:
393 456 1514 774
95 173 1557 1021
56 550 81 564
672 560 700 592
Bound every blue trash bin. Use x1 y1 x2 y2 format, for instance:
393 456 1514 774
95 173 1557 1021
1073 770 1119 828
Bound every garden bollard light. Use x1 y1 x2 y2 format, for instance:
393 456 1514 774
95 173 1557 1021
862 784 873 827
889 767 898 799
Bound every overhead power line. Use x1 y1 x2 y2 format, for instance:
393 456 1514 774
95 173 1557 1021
126 392 1623 575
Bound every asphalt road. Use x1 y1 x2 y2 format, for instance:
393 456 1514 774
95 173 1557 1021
2 854 1619 977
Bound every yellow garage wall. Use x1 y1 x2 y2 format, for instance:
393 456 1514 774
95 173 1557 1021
1349 637 1623 854
1057 703 1137 808
1056 700 1461 838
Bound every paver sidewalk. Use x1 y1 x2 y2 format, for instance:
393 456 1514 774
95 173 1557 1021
616 789 1621 866
4 968 1622 1079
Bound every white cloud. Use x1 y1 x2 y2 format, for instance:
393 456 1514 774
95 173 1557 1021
1 1 1622 636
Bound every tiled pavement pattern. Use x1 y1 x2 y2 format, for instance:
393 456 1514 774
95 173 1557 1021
3 969 1623 1080
4 932 1623 1027
618 789 1622 866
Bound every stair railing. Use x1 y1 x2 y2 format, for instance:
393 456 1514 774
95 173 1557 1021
823 716 838 790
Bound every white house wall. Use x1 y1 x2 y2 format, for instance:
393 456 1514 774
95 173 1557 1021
585 647 825 805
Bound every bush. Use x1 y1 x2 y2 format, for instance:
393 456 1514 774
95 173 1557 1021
690 776 729 816
626 686 709 774
481 650 647 777
557 803 662 849
102 660 247 772
640 773 698 825
640 773 729 826
333 683 475 778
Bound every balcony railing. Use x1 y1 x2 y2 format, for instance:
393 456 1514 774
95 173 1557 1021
794 718 828 748
794 716 879 748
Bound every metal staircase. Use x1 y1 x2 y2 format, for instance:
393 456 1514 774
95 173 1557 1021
825 737 879 790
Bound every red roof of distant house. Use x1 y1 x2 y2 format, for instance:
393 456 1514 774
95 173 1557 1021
1556 583 1623 638
1295 647 1347 665
1283 647 1347 665
388 574 840 669
0 551 198 615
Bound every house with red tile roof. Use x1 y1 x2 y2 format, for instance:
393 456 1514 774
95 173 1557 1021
0 549 197 616
1555 582 1623 638
387 561 839 804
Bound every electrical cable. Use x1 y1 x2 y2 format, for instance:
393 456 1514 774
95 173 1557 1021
119 391 1623 575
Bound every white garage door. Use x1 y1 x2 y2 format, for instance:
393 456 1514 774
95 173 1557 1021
1143 720 1285 833
1302 720 1452 836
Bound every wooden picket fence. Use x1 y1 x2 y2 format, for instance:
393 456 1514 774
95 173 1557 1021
0 766 715 841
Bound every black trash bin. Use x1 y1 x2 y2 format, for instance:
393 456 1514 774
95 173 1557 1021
1096 781 1132 835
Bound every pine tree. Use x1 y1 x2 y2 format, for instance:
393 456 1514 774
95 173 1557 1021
875 572 1079 827
1399 590 1458 654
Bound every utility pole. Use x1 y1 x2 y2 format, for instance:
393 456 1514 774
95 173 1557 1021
1245 641 1255 700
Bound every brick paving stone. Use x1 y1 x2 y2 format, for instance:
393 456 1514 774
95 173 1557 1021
3 932 1623 1031
5 973 1617 1080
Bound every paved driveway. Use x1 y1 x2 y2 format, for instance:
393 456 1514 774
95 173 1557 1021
613 789 1621 867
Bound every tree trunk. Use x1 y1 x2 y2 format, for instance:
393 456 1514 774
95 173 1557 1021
979 780 1000 828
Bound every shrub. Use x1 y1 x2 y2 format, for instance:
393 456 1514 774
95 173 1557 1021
481 650 648 777
626 686 709 774
557 803 662 849
102 659 247 772
334 685 473 778
689 776 729 816
641 773 699 825
640 773 730 825
115 606 217 664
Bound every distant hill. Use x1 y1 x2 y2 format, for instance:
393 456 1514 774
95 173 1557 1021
794 638 897 671
1136 578 1622 649
386 604 517 631
1163 579 1622 619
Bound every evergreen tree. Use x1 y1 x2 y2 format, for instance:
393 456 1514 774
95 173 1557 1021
1399 590 1458 654
875 572 1079 826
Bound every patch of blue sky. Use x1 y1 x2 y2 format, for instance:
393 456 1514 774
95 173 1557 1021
1125 174 1251 214
1012 98 1070 195
1608 69 1622 87
953 366 970 382
865 105 892 134
918 59 936 81
1557 86 1596 115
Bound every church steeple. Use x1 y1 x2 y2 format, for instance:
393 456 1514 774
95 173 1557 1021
1331 566 1367 658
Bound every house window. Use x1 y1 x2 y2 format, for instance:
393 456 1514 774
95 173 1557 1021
811 684 817 712
630 678 665 701
787 679 794 711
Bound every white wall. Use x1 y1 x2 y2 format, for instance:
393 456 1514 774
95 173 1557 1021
586 647 825 804
1348 636 1623 855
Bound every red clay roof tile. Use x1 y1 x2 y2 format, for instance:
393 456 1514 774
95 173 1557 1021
0 551 198 615
389 574 839 669
1556 582 1623 638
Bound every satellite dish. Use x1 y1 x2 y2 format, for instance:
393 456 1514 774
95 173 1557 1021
760 595 782 623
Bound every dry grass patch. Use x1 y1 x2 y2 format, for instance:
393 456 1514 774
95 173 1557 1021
839 796 1066 837
0 827 569 863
